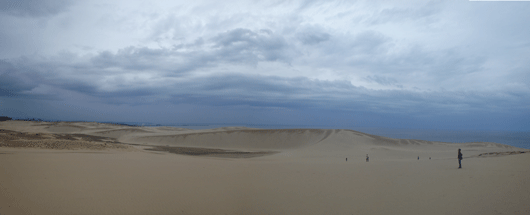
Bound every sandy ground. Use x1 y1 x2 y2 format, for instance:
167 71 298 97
0 121 529 215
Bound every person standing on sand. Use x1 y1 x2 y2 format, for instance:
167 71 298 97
458 149 463 169
366 154 369 162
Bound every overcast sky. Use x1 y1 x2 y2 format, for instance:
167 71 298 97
1 0 529 130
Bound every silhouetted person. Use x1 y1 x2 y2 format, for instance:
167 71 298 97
366 154 369 162
458 149 463 169
417 156 419 160
346 158 347 162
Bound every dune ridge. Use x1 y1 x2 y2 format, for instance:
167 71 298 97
0 121 524 155
129 129 332 150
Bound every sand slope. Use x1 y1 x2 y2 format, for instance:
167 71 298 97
129 129 332 150
1 121 529 215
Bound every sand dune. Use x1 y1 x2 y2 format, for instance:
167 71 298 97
1 121 529 215
129 129 332 150
93 128 153 139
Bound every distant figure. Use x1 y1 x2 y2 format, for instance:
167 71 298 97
429 157 431 160
458 149 463 169
366 154 369 162
346 158 347 162
417 156 419 160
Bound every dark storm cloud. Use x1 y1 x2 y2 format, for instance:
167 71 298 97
0 0 72 17
2 50 529 129
173 74 358 100
2 33 524 116
166 74 362 109
0 56 160 106
158 73 529 117
0 59 38 96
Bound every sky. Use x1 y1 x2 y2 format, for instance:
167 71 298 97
0 0 529 130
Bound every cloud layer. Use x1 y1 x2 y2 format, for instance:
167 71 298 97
1 0 529 130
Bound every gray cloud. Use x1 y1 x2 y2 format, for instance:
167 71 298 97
295 25 330 45
364 0 441 25
364 75 400 87
88 28 295 77
5 52 526 117
0 0 72 17
212 28 293 63
0 59 39 96
2 50 529 131
1 0 529 130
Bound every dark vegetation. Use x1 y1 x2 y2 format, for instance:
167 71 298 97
3 116 140 127
145 145 277 158
0 129 128 150
0 116 12 121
